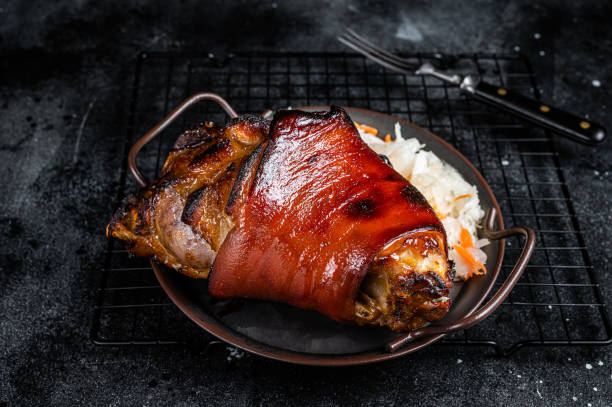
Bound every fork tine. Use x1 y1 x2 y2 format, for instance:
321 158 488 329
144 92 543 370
344 29 413 66
337 33 416 74
339 30 417 73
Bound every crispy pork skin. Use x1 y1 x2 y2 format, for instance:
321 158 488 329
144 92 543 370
209 107 452 331
107 116 268 278
108 107 453 331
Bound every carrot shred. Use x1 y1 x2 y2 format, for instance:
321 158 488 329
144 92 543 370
453 194 473 202
453 244 485 279
459 225 473 248
353 121 378 136
432 204 446 220
384 133 392 142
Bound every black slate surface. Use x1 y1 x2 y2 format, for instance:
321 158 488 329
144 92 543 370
1 0 611 405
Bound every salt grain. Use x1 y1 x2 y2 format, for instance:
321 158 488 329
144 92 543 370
457 359 463 364
514 46 520 52
534 33 541 39
593 387 598 391
568 358 572 361
572 396 577 401
598 361 603 366
592 80 601 87
501 159 509 166
226 346 245 361
517 375 522 378
539 50 546 56
586 363 593 370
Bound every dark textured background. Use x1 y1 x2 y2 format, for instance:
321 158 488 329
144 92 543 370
1 0 611 405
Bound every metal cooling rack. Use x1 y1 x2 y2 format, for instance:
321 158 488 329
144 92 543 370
91 52 612 356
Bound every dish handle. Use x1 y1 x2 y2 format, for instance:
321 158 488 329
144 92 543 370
386 207 536 353
127 92 238 187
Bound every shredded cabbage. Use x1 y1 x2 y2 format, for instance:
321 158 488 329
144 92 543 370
358 123 490 281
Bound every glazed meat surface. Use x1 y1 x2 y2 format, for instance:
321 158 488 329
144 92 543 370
108 106 453 332
209 107 452 331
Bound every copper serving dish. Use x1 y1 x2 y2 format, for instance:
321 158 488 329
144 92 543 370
126 93 535 366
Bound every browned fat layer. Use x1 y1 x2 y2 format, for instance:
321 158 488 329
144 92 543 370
376 228 446 258
420 236 442 257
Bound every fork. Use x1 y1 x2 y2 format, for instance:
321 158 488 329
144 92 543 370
338 29 605 146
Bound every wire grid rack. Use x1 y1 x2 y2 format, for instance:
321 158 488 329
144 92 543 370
92 51 612 355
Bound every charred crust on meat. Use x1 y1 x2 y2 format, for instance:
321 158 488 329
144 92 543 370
427 270 448 291
270 105 351 132
400 184 430 208
400 272 448 298
226 113 269 128
194 138 231 163
173 122 222 149
225 142 266 214
182 188 205 223
345 198 377 218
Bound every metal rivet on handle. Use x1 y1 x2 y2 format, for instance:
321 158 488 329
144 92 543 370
540 105 550 113
580 121 591 129
497 88 507 95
